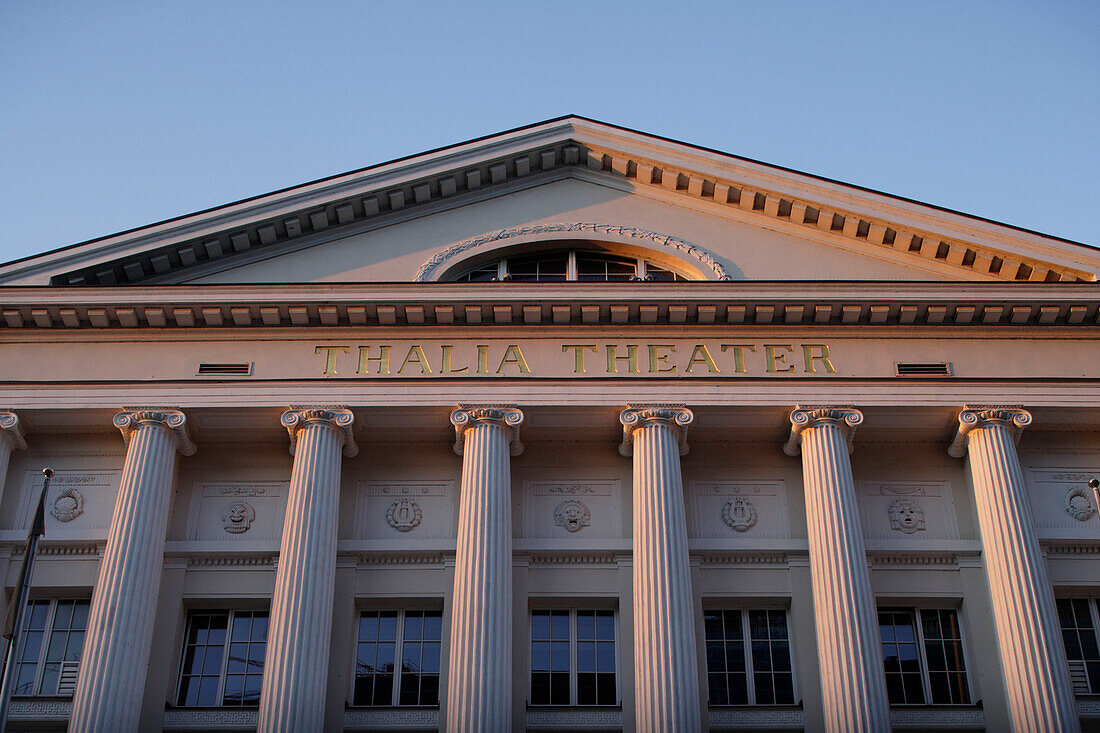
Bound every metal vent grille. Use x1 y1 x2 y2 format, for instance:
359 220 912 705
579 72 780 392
894 362 953 377
197 362 253 376
58 660 80 696
1068 660 1091 695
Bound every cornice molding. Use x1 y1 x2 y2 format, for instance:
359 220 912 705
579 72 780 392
2 118 1094 288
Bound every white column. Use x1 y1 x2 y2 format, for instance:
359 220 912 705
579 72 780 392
619 405 701 732
69 409 195 733
0 411 27 506
784 406 890 733
949 407 1079 732
257 406 357 733
445 405 523 733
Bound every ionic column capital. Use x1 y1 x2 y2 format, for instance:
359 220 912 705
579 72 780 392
948 405 1032 458
619 404 693 457
783 405 863 457
450 405 524 456
281 406 358 458
0 410 27 451
113 408 195 456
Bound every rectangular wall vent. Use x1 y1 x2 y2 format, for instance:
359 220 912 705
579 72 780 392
1068 661 1090 695
197 362 253 376
895 362 953 377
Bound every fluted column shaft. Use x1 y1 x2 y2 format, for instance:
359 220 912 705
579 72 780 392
446 406 523 733
785 407 890 733
951 408 1078 732
258 407 356 733
620 405 700 732
70 409 194 733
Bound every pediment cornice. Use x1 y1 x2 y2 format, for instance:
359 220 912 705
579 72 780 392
1 116 1096 286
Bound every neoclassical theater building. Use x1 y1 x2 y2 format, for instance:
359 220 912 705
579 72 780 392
0 117 1098 732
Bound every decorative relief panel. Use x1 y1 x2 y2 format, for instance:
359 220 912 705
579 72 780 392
708 707 803 728
526 708 622 728
13 470 118 537
858 481 959 541
690 481 789 539
344 708 440 729
1026 469 1100 539
163 709 258 730
356 481 454 540
523 480 621 539
186 483 288 541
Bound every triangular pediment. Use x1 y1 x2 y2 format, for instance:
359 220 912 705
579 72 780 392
2 116 1097 286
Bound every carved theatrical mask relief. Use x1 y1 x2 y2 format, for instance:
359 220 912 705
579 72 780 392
50 486 84 523
1064 486 1097 522
221 502 256 534
386 498 423 532
554 500 591 533
888 497 926 534
721 497 758 532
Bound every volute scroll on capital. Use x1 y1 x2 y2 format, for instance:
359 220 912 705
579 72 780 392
113 408 196 456
618 405 694 457
0 410 28 451
948 405 1032 458
281 406 358 458
450 405 525 456
782 405 863 457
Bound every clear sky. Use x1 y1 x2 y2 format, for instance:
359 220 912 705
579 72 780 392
1 1 1097 263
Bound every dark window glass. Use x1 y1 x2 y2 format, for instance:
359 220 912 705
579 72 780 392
221 611 267 705
452 250 690 283
703 610 748 705
879 610 926 704
457 263 499 282
14 599 89 697
177 611 266 707
355 610 440 707
508 255 567 282
748 610 795 704
1058 598 1100 694
644 263 685 281
531 609 616 706
576 254 636 282
921 609 970 704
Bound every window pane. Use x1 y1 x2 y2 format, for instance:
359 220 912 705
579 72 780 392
921 609 971 704
577 672 596 705
1057 598 1100 694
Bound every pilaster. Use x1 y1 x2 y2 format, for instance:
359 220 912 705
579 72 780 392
69 408 193 733
785 405 890 733
445 405 522 732
949 406 1079 732
619 404 701 731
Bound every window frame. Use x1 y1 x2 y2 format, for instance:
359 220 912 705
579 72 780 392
878 605 974 707
1056 595 1100 695
527 606 620 707
351 607 444 708
455 249 688 283
703 606 799 707
12 597 90 698
174 608 269 708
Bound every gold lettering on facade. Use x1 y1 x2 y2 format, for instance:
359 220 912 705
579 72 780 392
562 344 598 374
398 345 433 374
357 345 391 374
476 345 489 374
316 345 349 376
685 344 719 374
802 343 837 374
648 344 677 373
720 344 756 373
764 344 796 373
440 345 468 374
496 345 531 374
606 344 640 374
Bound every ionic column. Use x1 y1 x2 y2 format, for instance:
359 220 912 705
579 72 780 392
70 409 195 733
619 405 700 732
949 407 1079 732
783 406 890 732
445 405 523 733
0 411 27 505
257 407 357 733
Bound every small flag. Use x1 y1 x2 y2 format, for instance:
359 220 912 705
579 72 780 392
2 469 51 641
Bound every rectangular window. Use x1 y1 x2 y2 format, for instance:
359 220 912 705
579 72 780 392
704 609 794 706
1057 597 1100 694
879 607 971 705
354 610 442 707
530 609 617 706
13 599 89 697
177 610 267 707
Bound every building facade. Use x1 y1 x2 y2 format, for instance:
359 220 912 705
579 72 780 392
0 117 1098 732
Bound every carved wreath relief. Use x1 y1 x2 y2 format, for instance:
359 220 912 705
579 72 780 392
386 498 423 532
50 487 84 523
888 497 926 534
1064 487 1097 522
722 498 757 532
554 500 591 533
221 502 256 534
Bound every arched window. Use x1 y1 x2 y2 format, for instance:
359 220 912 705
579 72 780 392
453 250 688 282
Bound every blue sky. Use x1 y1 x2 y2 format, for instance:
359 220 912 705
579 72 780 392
1 1 1097 263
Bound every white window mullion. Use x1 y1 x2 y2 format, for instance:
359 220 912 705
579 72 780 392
566 250 578 281
215 611 234 706
742 609 755 705
31 600 58 696
497 259 508 281
636 258 647 280
569 609 578 705
913 609 934 704
392 611 406 706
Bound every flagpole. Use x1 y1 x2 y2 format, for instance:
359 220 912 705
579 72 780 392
0 468 52 733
